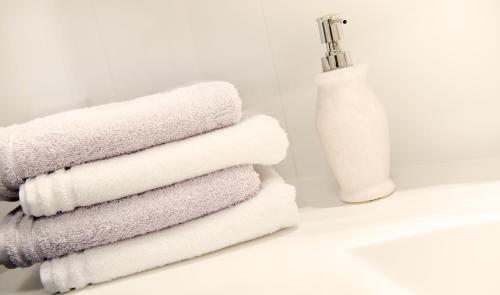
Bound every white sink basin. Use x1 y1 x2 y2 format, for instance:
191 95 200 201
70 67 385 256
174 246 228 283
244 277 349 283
2 180 500 294
353 222 500 294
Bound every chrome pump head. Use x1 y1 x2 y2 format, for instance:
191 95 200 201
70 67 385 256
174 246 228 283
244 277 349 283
316 14 352 72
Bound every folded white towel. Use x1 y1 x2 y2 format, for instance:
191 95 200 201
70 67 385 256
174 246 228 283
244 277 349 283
20 114 289 216
40 166 299 293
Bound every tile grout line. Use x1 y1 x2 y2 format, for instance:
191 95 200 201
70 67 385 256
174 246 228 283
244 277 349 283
89 0 118 103
258 0 300 179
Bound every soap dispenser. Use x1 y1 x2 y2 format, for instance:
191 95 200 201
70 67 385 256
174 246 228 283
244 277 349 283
315 14 395 202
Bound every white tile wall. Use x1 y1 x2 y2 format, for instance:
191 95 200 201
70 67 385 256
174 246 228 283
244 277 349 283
184 0 297 179
260 0 500 176
90 0 201 101
0 0 87 125
2 0 500 207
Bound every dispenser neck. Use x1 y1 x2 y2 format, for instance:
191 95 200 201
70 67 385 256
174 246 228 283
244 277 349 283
316 14 352 72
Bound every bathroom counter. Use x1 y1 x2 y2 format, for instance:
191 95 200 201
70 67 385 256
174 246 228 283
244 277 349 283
3 177 500 294
0 200 421 295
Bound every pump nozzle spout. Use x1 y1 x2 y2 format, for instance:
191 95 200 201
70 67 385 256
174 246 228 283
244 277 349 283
316 14 352 72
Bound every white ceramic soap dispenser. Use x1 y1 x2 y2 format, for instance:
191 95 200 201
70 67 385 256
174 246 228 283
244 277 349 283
315 14 395 203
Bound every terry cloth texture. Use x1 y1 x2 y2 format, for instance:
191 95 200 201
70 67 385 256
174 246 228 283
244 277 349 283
0 81 241 199
20 113 288 216
1 166 259 268
40 166 299 293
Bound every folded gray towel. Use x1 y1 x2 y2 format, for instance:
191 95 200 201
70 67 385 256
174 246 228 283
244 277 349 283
0 81 241 199
0 165 259 268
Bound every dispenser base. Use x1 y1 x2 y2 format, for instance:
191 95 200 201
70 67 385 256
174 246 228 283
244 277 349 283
340 180 395 203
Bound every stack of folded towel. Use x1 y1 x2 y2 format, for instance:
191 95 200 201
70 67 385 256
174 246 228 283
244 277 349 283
0 82 299 293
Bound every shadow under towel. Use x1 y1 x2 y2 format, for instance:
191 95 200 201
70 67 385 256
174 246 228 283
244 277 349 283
0 165 259 268
0 81 241 200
